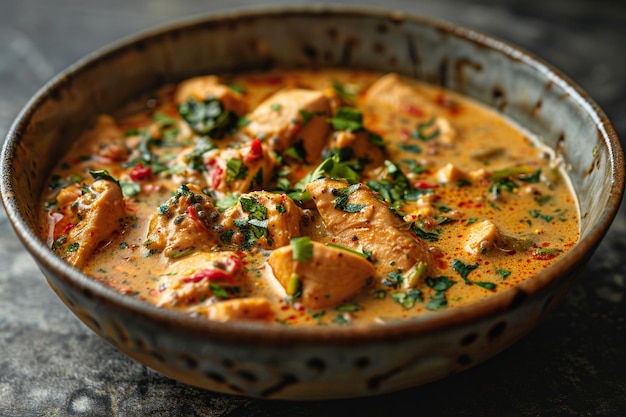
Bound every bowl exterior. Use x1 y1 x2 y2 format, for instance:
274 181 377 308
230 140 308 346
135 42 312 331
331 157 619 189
2 6 623 400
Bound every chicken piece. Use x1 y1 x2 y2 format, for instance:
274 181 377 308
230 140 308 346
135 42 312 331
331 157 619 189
145 184 222 257
51 179 126 268
221 191 306 250
242 88 331 164
363 73 439 119
200 138 278 197
175 75 248 116
206 297 274 322
410 116 458 145
464 219 500 256
268 240 375 310
79 115 129 162
157 251 245 308
402 192 438 220
328 130 386 172
305 178 433 279
436 163 469 184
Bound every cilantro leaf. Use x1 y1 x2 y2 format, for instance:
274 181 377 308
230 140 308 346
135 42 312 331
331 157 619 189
178 97 237 138
328 107 363 131
89 169 120 186
451 259 479 285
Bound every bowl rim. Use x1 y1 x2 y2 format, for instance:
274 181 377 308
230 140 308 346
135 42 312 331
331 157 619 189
1 4 624 345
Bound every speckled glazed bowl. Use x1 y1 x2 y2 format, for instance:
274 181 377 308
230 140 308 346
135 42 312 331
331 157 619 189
1 6 624 400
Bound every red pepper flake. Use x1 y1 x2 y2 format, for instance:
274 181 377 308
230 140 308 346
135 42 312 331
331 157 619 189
183 268 234 284
399 127 412 141
413 181 438 189
244 138 263 162
129 163 152 181
399 103 425 117
226 256 243 272
207 159 224 189
435 93 461 115
63 223 75 233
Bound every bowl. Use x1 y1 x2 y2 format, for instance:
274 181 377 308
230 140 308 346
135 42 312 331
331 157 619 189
1 5 623 400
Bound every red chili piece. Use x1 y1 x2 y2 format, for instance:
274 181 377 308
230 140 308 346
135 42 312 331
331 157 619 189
413 181 438 189
399 103 425 117
183 269 234 284
244 138 263 162
129 163 152 181
207 160 224 189
186 205 209 232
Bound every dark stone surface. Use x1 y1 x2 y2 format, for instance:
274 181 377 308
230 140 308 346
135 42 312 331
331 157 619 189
1 0 624 415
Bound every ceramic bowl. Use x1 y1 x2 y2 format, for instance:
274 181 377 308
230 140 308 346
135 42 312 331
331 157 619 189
1 6 623 400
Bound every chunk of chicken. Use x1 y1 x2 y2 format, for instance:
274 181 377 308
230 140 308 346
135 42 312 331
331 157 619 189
436 163 469 184
328 130 386 172
464 219 499 256
242 88 331 163
305 178 433 279
51 179 126 268
145 184 222 257
430 116 458 145
80 115 129 162
221 191 306 250
206 297 274 322
363 73 439 119
200 138 278 197
175 75 248 116
157 251 245 308
268 241 375 310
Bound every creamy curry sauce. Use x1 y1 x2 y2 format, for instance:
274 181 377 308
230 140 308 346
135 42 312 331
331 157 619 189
40 69 579 326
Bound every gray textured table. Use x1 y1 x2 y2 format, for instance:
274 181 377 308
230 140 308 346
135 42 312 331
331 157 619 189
1 1 625 416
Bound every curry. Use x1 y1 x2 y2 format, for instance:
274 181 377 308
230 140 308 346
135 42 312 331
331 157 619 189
40 69 579 326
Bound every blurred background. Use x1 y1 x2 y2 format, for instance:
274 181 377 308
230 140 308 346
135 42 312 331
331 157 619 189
1 1 624 416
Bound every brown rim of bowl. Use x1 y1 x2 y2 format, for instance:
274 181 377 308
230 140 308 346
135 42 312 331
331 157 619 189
1 5 624 346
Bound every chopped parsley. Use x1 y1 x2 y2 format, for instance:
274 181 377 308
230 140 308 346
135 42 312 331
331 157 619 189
391 289 423 309
216 192 239 212
226 158 249 181
66 242 80 253
178 97 237 138
396 143 422 154
332 80 357 105
413 118 440 141
328 107 363 131
410 221 440 242
426 276 456 291
495 269 511 279
451 259 479 285
184 136 216 171
475 281 497 291
529 209 554 223
121 182 141 197
89 169 120 186
299 109 326 125
425 290 448 311
332 183 365 213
